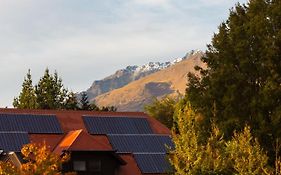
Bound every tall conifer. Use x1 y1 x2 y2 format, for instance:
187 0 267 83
35 69 69 109
186 0 281 157
13 69 37 109
80 92 91 110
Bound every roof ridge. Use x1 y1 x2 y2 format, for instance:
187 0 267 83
0 108 147 115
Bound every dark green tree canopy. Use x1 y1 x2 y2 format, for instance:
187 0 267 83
64 91 79 110
79 92 91 110
35 69 67 109
78 92 117 111
186 0 281 156
14 69 116 111
14 69 78 110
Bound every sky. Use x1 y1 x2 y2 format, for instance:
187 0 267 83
0 0 248 107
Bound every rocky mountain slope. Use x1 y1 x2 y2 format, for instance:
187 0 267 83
85 51 197 100
93 51 205 111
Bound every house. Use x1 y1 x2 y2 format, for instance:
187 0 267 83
0 108 174 175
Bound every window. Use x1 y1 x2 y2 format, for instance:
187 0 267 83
88 160 102 172
73 161 86 171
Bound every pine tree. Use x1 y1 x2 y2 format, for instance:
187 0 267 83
13 69 37 109
14 68 81 110
90 103 100 111
64 91 79 110
100 106 117 112
78 92 115 111
79 92 91 110
35 69 69 109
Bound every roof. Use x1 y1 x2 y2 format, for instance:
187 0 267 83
53 129 83 154
0 108 171 134
53 129 112 154
0 113 63 134
0 108 172 174
0 132 29 152
108 134 174 153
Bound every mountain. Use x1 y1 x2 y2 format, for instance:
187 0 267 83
93 51 205 111
85 50 198 100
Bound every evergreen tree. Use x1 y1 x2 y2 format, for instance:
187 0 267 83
35 69 65 109
64 91 79 110
14 69 84 110
100 106 117 112
186 0 281 156
90 103 100 111
13 69 37 109
35 69 68 109
78 92 113 111
79 92 91 110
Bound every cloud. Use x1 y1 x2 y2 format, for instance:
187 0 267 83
0 0 248 107
198 0 246 6
133 0 170 6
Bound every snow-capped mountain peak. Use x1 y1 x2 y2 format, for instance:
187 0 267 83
85 50 202 100
129 56 187 75
129 50 202 75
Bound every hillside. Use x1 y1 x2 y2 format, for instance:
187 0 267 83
94 51 205 111
85 54 190 100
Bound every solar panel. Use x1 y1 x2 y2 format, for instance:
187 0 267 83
108 134 174 153
0 132 29 152
0 114 63 134
134 153 172 173
83 116 153 134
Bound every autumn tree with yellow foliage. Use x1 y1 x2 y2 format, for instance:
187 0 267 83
0 143 75 175
170 102 274 175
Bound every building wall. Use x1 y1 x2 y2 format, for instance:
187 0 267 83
63 151 122 175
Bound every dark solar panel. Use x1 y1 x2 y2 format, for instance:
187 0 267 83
108 134 174 153
83 116 153 134
134 153 172 173
0 132 29 152
0 114 63 134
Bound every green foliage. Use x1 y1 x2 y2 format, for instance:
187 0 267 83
79 92 91 110
90 103 100 111
14 69 79 110
144 96 176 129
170 102 272 175
64 92 79 110
78 92 117 111
186 0 281 156
14 69 119 111
13 69 37 109
99 105 117 112
35 69 68 109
